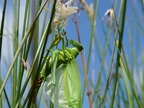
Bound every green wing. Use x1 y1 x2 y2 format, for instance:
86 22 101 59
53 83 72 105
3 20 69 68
45 59 81 108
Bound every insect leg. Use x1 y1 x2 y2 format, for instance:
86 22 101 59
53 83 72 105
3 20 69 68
51 51 59 85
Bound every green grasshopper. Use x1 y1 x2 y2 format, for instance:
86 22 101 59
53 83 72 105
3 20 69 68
36 39 83 87
34 36 83 107
37 39 83 108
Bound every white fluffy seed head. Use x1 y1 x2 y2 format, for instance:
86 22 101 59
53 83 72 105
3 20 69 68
104 9 115 28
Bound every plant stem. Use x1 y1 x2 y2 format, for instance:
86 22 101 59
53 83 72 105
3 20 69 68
73 12 93 108
110 0 127 107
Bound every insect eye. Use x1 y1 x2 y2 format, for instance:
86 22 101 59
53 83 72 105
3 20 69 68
65 4 67 7
107 12 110 16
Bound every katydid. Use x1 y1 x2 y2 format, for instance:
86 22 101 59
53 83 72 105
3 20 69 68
40 39 83 108
38 39 83 85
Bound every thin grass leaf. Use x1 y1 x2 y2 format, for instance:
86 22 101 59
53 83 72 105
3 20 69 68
82 0 99 107
12 0 20 107
20 1 57 107
110 0 127 107
0 0 8 107
0 0 49 99
119 56 133 108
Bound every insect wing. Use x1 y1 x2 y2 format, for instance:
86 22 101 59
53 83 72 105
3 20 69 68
45 59 81 108
62 6 78 18
55 6 78 21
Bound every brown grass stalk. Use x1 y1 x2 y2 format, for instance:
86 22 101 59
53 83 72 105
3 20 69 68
73 13 93 108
